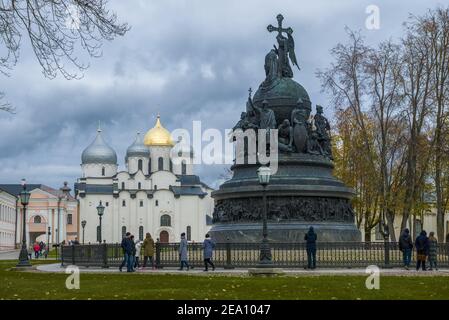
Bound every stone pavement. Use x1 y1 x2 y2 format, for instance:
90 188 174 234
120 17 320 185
0 250 20 260
35 263 449 276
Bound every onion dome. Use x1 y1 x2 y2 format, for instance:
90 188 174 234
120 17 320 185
144 115 174 147
81 128 117 165
126 132 150 161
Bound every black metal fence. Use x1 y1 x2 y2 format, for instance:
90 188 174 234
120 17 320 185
60 242 449 269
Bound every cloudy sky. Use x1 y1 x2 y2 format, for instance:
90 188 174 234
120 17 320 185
0 0 446 190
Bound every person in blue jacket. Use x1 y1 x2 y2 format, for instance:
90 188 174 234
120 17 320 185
305 226 317 269
119 232 133 272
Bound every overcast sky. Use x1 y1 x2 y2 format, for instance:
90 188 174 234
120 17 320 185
0 0 446 190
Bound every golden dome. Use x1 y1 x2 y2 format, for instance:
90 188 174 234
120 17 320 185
144 115 174 147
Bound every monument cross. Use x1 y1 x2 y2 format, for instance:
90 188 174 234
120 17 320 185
267 14 293 37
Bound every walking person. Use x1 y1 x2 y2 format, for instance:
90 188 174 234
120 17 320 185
129 235 136 271
119 232 133 272
142 233 155 269
134 239 142 269
203 234 216 271
33 242 40 259
305 226 317 269
39 241 44 256
428 232 438 271
415 230 429 271
399 228 413 270
178 232 190 271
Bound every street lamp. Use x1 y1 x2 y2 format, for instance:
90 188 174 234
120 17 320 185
47 226 51 250
257 166 272 266
96 201 105 243
81 220 87 244
17 179 31 267
57 182 71 245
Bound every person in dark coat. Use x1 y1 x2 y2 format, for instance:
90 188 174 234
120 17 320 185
399 228 413 269
304 226 317 269
428 232 438 271
415 230 429 271
119 232 133 272
203 234 216 271
129 235 136 271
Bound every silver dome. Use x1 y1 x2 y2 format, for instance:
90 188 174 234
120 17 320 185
126 132 150 161
81 129 117 165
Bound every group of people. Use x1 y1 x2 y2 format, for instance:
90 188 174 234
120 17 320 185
119 232 216 272
32 241 47 259
399 228 439 271
119 232 155 272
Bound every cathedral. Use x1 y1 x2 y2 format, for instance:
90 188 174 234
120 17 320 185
75 116 214 243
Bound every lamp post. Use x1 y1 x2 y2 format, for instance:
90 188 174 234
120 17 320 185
96 201 105 243
17 179 31 267
81 220 87 244
257 166 272 266
47 226 51 249
57 182 71 245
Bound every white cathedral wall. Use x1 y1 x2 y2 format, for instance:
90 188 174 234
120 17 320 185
82 163 117 178
127 157 150 175
149 146 171 173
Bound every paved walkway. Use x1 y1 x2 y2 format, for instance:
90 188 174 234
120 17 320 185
35 263 449 276
0 250 20 260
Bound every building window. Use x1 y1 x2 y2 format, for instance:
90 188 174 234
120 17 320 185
121 182 125 190
140 200 144 207
181 160 187 175
102 167 105 176
67 214 73 225
160 214 171 227
154 185 157 190
138 159 143 171
148 159 151 173
105 202 109 207
138 182 141 190
158 157 164 171
187 226 191 241
34 215 42 224
415 219 423 238
122 226 126 238
122 200 126 207
169 160 173 172
155 200 159 206
139 226 144 241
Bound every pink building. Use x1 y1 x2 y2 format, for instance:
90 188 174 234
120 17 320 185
0 183 78 247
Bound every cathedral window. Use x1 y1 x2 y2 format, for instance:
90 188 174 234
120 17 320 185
33 215 42 224
139 200 143 207
138 182 141 190
158 157 164 171
102 167 105 176
160 214 171 227
187 226 191 241
122 200 126 207
122 226 126 238
138 159 143 171
139 226 144 241
148 159 151 173
155 200 159 206
121 182 125 190
67 214 73 225
181 161 187 175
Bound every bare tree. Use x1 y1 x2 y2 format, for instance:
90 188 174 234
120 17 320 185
0 0 129 111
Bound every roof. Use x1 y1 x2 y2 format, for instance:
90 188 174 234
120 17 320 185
75 183 114 195
0 187 17 199
0 184 76 201
169 186 207 197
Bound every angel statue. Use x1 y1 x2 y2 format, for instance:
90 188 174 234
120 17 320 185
267 14 300 79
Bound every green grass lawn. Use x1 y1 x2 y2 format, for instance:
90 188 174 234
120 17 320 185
0 260 448 300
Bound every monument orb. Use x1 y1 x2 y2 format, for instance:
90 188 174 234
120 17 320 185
209 14 361 242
